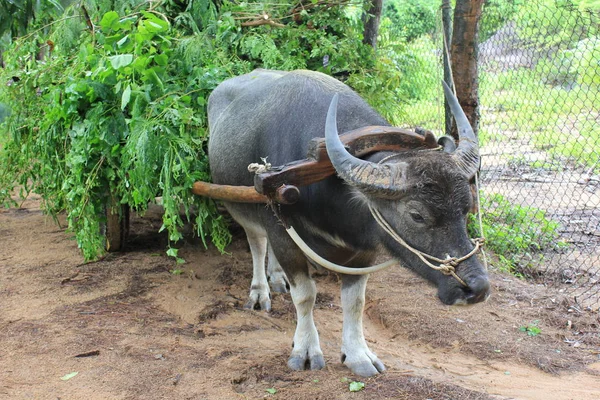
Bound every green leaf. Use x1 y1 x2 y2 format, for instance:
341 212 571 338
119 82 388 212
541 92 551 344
154 53 168 66
60 372 79 381
119 17 136 31
109 54 134 69
100 11 119 32
121 84 131 111
266 388 277 394
527 326 541 336
140 11 169 32
116 35 129 48
349 381 365 392
166 248 178 258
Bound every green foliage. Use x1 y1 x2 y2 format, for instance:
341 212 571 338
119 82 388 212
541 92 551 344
469 193 564 275
382 0 437 42
519 321 542 336
515 0 600 49
0 4 229 259
573 37 600 87
480 68 600 171
1 0 425 261
0 103 8 123
348 19 440 125
0 0 63 39
480 0 523 42
348 381 365 392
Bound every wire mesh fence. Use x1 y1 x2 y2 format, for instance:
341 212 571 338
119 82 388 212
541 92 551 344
401 0 600 309
479 0 599 309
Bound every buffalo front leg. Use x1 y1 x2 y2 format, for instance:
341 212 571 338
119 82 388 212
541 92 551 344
288 272 325 371
341 274 385 377
244 230 271 311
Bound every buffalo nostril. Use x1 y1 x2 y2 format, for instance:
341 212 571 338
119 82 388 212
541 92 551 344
465 278 491 304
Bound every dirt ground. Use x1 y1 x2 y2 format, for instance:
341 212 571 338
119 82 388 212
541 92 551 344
1 196 599 400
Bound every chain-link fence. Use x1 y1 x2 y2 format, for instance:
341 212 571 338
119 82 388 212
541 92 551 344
400 0 600 309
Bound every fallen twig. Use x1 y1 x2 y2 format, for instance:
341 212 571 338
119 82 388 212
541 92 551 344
249 310 285 331
61 270 80 284
61 271 91 284
74 350 100 358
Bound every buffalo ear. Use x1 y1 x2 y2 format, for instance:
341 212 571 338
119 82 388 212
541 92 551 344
437 135 457 153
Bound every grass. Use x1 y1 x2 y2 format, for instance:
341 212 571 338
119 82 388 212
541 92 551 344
468 193 567 276
480 68 600 172
401 64 600 174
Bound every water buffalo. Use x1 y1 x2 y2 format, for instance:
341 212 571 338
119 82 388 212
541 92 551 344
207 69 490 377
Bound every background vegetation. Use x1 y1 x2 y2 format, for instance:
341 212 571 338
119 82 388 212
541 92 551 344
0 0 433 260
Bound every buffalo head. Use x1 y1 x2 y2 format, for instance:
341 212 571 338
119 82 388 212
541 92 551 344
324 83 490 305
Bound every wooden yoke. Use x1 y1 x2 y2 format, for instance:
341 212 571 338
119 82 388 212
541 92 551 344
254 126 439 200
192 126 439 204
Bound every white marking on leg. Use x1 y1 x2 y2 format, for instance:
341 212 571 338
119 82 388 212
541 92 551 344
245 231 271 311
288 273 325 370
267 243 289 293
341 274 385 377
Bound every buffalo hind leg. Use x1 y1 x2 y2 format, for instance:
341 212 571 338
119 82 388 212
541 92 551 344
244 230 271 311
267 243 289 293
341 274 385 377
288 271 325 371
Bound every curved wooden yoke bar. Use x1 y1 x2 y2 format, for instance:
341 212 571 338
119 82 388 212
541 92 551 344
192 126 439 204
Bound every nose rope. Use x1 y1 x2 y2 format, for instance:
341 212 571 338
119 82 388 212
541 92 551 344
368 204 484 287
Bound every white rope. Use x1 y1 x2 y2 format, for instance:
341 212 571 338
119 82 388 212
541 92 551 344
247 157 272 174
285 226 397 275
474 173 489 271
368 204 478 287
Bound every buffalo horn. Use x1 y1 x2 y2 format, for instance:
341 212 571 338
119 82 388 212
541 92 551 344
442 81 480 179
324 94 409 195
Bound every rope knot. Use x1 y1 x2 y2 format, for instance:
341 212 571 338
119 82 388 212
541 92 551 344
248 157 272 174
448 259 459 267
438 264 456 275
442 254 459 268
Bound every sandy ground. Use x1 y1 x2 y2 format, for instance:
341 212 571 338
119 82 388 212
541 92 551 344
1 197 599 399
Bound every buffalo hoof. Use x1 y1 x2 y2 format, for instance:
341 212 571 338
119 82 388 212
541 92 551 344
269 277 290 294
244 285 271 311
288 353 325 371
341 352 386 377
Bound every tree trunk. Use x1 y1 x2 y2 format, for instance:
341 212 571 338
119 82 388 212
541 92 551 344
450 0 484 139
362 0 383 49
104 194 130 252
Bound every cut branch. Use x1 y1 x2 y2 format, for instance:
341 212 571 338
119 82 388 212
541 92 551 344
192 182 268 203
241 18 286 28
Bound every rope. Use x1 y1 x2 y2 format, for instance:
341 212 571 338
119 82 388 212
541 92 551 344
248 157 272 174
474 172 489 271
368 204 484 287
285 226 397 275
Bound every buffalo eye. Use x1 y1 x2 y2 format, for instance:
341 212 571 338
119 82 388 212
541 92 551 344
409 211 425 224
